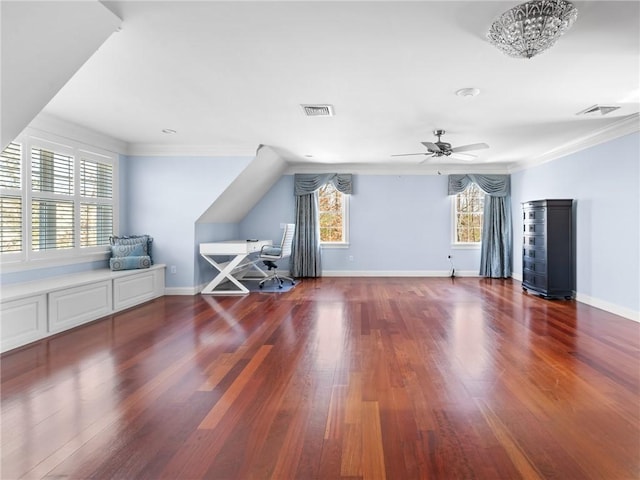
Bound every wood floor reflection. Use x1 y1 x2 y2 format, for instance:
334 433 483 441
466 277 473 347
2 277 638 479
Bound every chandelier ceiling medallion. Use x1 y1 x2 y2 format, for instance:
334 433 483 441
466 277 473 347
487 0 578 59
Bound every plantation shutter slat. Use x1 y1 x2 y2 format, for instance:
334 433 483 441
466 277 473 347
31 148 74 195
1 142 23 254
80 158 114 247
81 159 113 198
32 200 75 250
81 204 113 247
0 142 22 189
0 196 22 253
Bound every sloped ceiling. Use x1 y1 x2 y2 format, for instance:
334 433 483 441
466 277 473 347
197 144 288 223
36 0 639 171
1 1 121 150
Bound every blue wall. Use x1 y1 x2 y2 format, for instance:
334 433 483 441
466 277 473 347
123 154 252 290
4 128 638 319
238 174 482 275
511 132 640 314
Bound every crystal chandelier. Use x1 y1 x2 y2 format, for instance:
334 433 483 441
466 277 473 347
487 0 578 59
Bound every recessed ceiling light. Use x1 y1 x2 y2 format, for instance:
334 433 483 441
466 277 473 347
162 128 177 134
455 88 480 97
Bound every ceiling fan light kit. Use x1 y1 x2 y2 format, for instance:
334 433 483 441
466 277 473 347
487 0 578 59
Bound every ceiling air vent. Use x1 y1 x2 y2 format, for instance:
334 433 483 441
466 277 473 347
301 104 335 117
576 104 621 116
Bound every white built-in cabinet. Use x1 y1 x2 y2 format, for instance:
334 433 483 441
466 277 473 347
1 264 165 353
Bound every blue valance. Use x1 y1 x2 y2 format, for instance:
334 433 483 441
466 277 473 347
448 174 510 197
294 173 353 196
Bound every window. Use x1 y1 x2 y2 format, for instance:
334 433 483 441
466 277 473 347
318 182 349 245
0 132 117 266
0 142 23 254
453 183 484 245
31 147 75 250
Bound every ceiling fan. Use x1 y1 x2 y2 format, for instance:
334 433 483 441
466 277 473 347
392 129 489 161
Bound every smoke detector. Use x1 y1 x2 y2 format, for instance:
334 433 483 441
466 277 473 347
301 104 335 117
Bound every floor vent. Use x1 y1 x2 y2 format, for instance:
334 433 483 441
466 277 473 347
301 104 335 117
576 104 621 116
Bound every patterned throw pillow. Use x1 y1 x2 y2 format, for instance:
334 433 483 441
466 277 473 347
109 255 151 271
110 235 153 263
110 243 145 258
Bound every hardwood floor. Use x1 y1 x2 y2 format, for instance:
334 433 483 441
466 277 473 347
2 277 638 479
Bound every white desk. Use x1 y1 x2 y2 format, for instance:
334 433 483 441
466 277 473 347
200 240 272 295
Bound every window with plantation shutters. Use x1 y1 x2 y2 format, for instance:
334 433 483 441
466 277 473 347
31 199 75 250
31 148 74 195
80 158 114 247
1 131 118 265
30 147 75 250
1 196 22 253
1 142 21 190
0 143 23 254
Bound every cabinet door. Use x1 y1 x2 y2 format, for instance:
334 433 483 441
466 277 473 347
49 281 112 333
1 295 47 352
113 269 164 311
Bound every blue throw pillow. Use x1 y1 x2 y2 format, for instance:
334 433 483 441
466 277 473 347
110 235 153 263
110 255 151 271
110 243 145 257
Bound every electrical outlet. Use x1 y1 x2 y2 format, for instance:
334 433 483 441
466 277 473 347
170 265 177 274
348 255 354 261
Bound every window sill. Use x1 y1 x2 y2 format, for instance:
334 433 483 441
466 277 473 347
1 251 110 274
451 243 481 250
321 243 350 249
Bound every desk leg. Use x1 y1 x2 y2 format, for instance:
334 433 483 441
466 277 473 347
201 254 250 295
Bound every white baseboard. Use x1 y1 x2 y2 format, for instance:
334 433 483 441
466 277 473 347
322 270 480 277
512 273 638 322
165 286 201 295
575 293 639 323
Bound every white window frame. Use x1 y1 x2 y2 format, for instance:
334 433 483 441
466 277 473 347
1 130 119 272
318 183 350 249
451 183 484 249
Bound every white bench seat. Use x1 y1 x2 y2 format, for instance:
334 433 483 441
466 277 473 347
1 264 165 353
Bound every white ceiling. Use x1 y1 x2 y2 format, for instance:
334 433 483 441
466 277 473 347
40 1 639 170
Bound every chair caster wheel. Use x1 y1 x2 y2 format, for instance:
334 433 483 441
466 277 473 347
259 284 263 289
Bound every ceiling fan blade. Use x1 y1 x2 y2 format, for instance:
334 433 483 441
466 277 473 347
450 142 489 153
421 141 441 153
390 153 428 157
451 152 477 161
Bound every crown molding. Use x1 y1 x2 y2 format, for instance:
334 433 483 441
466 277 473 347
125 143 256 157
508 113 640 172
284 162 510 176
26 112 128 154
